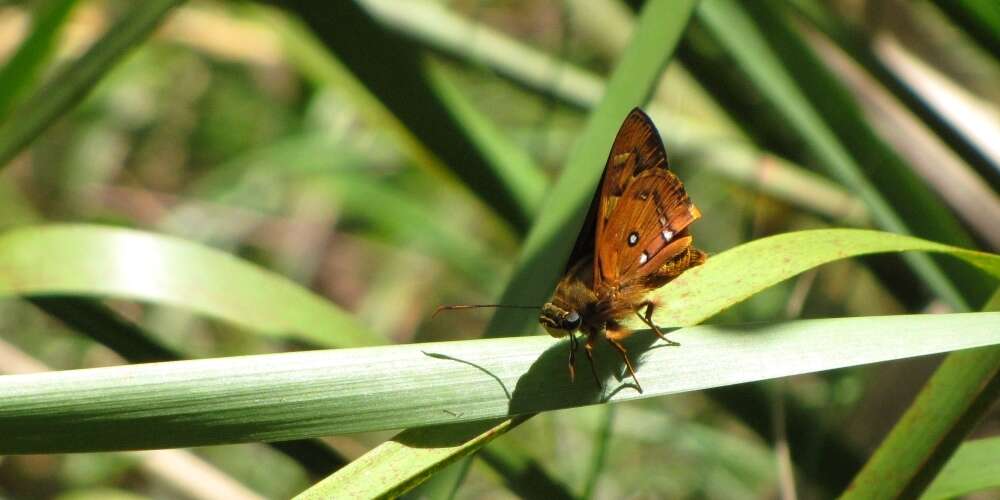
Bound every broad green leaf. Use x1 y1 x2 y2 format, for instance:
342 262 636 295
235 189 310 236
2 312 998 455
0 0 184 169
0 224 383 348
921 437 1000 500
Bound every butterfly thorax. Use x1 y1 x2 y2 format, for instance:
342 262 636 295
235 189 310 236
540 256 633 338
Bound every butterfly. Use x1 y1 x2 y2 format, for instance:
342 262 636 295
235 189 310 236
537 108 706 393
435 108 705 393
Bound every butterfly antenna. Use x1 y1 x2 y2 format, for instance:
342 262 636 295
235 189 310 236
432 304 541 319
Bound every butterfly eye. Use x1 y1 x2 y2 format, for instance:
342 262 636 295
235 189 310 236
627 232 639 247
563 311 581 331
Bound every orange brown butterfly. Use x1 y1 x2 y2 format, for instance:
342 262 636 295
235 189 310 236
437 108 706 393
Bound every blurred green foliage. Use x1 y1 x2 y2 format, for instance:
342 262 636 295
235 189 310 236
0 1 998 499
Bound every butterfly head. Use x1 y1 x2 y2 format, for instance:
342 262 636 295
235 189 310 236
539 302 582 338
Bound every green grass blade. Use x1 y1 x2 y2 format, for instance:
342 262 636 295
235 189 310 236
160 132 504 287
931 0 1000 58
472 446 576 500
483 0 699 338
0 224 384 348
842 290 1000 499
424 59 548 215
2 312 999 455
0 188 354 477
581 405 615 500
0 0 184 169
263 1 533 233
363 0 869 225
307 174 505 287
921 437 1000 500
842 346 1000 499
652 229 1000 327
0 0 79 120
310 223 999 496
788 0 1000 195
28 297 180 363
695 0 989 309
293 418 528 500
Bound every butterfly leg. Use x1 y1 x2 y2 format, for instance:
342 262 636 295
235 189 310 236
604 326 643 393
583 334 603 391
636 300 680 346
567 332 578 382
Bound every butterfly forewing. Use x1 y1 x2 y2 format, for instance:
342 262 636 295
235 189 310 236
593 109 701 288
565 110 666 274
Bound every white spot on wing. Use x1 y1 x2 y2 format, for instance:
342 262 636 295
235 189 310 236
639 252 649 265
662 230 674 242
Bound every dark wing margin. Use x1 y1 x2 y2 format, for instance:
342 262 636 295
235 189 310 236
563 167 603 275
565 108 664 275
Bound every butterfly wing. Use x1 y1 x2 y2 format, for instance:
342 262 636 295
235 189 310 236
594 108 702 288
564 109 657 273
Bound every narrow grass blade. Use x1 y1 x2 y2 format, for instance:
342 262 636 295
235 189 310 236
158 132 504 287
931 0 1000 58
651 229 1000 328
0 0 184 169
873 36 1000 191
3 312 999 455
790 0 1000 192
362 0 868 224
359 0 603 108
921 437 1000 500
484 0 699 338
803 31 1000 250
696 0 991 308
0 224 383 348
263 1 533 233
474 446 576 500
0 0 79 119
581 405 615 500
293 418 528 500
842 290 1000 499
312 225 999 496
843 346 1000 499
424 59 548 215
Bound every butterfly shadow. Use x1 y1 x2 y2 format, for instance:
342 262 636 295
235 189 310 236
507 331 662 416
421 350 512 401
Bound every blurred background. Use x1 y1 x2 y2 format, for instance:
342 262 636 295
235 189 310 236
0 0 998 498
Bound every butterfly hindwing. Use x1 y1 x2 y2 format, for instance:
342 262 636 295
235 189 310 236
598 169 700 285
